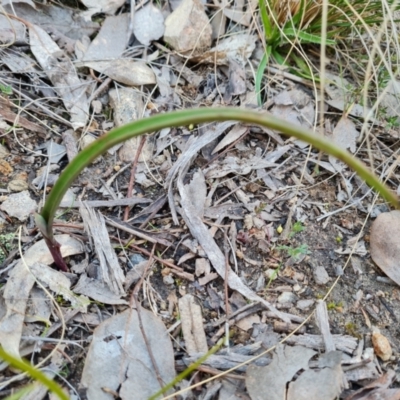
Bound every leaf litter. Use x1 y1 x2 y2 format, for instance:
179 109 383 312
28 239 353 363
0 0 400 398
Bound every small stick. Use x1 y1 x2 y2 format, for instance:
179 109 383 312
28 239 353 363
109 237 195 281
203 129 250 169
88 77 112 104
124 135 147 221
130 245 165 390
223 234 231 349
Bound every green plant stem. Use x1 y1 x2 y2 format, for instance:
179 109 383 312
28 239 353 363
255 47 270 106
0 348 68 400
148 338 224 400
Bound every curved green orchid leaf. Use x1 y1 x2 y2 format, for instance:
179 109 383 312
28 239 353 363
38 107 399 269
283 27 336 45
0 347 68 400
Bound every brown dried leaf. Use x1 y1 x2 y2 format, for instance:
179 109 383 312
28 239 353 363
370 211 400 287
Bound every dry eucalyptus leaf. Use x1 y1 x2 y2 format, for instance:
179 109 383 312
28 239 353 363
82 14 130 62
370 211 400 287
0 14 26 44
329 116 359 171
246 345 316 400
286 351 344 400
0 235 84 358
133 4 165 46
29 24 89 129
331 116 359 153
85 60 156 86
81 308 175 400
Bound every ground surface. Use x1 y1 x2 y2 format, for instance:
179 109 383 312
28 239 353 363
0 1 400 400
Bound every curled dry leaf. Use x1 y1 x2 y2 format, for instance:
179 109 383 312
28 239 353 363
370 211 400 287
372 331 392 361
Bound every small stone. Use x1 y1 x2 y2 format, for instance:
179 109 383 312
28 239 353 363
81 134 102 164
8 179 28 192
129 254 147 268
278 292 297 304
244 214 253 230
163 274 175 285
0 190 37 221
296 299 315 310
0 216 6 232
81 134 97 149
8 173 28 191
314 266 330 285
60 189 76 207
0 144 9 159
265 269 278 280
164 0 212 54
253 216 264 229
0 159 12 176
372 332 392 361
195 258 210 277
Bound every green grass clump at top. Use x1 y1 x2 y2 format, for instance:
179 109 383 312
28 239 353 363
255 0 400 105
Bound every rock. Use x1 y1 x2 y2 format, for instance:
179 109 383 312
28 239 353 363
313 266 330 285
8 172 28 192
109 88 144 127
296 299 315 310
0 191 37 221
60 189 76 207
8 179 28 192
164 0 212 54
163 274 175 285
133 4 165 46
0 144 9 159
81 134 102 164
0 216 6 232
129 253 147 268
265 269 278 280
372 331 392 361
253 216 264 229
81 134 97 149
0 159 12 176
109 88 153 162
278 291 297 304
